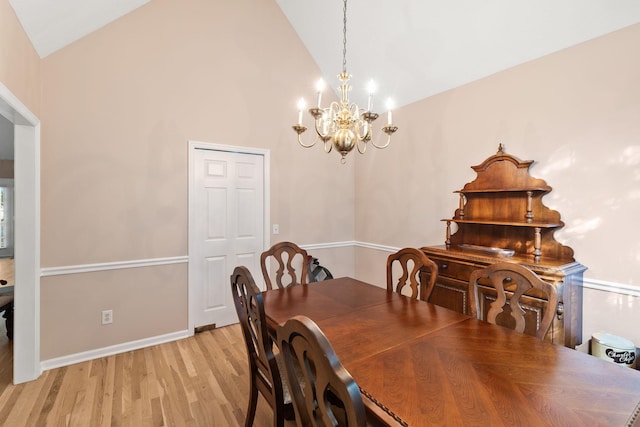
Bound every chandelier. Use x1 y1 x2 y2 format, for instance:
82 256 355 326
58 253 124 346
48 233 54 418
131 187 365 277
292 0 398 164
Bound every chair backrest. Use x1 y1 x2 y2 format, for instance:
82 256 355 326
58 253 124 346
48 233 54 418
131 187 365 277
230 266 285 418
277 315 366 427
261 241 309 290
386 247 438 301
468 262 558 340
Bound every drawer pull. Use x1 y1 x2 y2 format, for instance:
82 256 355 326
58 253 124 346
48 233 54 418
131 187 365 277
441 263 448 269
556 302 564 320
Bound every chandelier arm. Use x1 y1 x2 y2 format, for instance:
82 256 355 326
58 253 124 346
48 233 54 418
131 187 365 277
357 138 368 154
297 132 320 148
371 125 398 149
313 118 328 138
324 139 333 153
370 134 391 149
354 120 370 142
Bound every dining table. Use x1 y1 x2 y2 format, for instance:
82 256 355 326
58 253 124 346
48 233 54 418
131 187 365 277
262 277 640 426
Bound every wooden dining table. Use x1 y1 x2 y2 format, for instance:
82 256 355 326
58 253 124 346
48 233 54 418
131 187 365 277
262 277 640 426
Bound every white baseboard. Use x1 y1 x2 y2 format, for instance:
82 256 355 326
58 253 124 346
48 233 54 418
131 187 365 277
40 329 191 371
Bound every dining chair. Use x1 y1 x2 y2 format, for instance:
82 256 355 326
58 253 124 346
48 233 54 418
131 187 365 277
230 266 292 427
468 262 558 340
277 315 367 427
386 247 438 301
260 241 309 290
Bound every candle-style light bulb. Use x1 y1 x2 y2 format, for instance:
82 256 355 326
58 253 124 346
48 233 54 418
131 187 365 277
315 79 325 107
321 111 329 135
386 99 394 124
367 80 376 111
297 98 306 124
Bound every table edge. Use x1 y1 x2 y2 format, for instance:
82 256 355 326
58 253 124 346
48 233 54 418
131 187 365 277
360 387 409 427
627 399 640 427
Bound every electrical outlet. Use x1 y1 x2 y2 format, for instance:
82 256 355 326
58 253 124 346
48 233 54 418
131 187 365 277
101 309 113 325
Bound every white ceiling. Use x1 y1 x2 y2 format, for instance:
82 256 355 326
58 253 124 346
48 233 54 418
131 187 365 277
7 0 640 109
8 0 151 58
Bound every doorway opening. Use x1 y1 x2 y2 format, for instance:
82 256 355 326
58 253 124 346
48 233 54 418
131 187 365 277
0 81 41 384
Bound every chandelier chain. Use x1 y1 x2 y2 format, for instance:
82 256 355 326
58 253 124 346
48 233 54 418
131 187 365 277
342 0 347 73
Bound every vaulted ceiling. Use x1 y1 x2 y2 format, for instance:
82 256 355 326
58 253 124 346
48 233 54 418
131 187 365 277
8 0 640 108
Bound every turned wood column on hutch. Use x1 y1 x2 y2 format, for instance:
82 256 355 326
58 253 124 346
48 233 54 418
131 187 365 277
421 145 586 348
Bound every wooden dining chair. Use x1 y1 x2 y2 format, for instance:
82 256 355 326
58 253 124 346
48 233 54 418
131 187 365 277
277 315 367 427
468 262 558 340
260 241 309 290
230 266 292 427
386 247 438 301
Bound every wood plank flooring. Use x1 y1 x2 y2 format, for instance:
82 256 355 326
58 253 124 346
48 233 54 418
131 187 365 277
0 324 283 426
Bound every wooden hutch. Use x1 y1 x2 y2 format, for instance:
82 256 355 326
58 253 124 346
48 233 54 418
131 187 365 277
421 145 586 348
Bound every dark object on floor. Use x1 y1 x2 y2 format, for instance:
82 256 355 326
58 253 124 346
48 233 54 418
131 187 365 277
307 257 333 283
0 280 13 340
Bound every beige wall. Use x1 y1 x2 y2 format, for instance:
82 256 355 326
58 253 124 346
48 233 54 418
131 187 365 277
0 0 40 115
6 0 640 361
38 0 354 359
41 263 187 358
355 23 640 288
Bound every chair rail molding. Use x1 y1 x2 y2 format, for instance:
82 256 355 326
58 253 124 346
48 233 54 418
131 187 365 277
40 256 189 276
583 277 640 298
301 240 400 253
38 243 639 298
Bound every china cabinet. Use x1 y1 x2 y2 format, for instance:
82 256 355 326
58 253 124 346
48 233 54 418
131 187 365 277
421 145 586 347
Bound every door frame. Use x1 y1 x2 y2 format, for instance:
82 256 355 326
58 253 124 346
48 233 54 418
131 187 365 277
0 81 41 384
187 140 270 334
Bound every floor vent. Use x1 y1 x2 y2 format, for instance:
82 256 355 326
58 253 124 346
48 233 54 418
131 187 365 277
194 324 217 334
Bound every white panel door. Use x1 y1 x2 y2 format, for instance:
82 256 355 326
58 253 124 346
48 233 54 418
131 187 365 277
191 148 264 329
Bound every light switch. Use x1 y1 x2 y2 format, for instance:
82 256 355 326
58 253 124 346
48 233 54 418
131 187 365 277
272 224 280 235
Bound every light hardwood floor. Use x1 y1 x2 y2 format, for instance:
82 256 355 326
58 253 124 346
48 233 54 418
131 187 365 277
0 324 281 426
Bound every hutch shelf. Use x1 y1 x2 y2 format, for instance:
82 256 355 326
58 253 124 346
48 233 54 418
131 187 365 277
421 145 586 348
